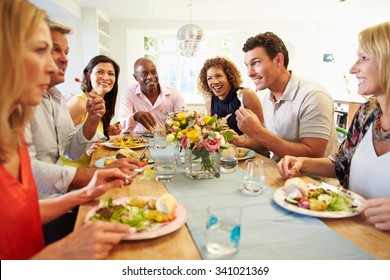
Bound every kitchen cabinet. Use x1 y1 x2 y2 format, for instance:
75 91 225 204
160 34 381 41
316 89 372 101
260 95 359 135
81 8 111 64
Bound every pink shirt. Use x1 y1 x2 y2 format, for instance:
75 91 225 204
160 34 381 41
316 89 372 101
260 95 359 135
118 84 186 133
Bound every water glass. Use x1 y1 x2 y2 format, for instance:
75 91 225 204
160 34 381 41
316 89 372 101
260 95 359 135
206 206 242 258
153 128 167 149
241 159 266 195
174 141 185 165
154 155 176 182
220 146 238 173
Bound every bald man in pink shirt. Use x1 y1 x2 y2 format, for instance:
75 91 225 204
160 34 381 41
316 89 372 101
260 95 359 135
118 58 186 133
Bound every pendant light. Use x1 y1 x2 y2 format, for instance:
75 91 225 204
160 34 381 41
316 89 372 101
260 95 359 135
177 0 203 57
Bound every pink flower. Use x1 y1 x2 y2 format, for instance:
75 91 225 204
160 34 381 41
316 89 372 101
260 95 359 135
181 135 189 148
203 138 221 152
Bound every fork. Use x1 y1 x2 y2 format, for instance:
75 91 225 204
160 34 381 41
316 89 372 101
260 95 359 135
138 146 148 160
125 168 144 180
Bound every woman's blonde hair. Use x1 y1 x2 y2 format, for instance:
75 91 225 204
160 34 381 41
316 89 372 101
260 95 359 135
0 0 47 163
359 22 390 102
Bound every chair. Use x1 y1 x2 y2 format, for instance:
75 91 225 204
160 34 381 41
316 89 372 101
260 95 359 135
336 126 348 136
336 126 348 143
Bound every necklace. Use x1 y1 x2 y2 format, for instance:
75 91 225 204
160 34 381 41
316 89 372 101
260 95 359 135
373 114 390 141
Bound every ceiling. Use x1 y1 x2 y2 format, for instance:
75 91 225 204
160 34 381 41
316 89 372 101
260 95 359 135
37 0 390 24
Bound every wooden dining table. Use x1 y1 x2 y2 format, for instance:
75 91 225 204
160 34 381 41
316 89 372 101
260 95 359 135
74 145 390 260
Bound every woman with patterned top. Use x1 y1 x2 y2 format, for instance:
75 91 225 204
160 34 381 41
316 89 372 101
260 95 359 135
277 22 390 231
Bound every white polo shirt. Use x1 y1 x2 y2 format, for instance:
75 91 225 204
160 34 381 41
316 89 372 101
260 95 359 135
262 72 339 161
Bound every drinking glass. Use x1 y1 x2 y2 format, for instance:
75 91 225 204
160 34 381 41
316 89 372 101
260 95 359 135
174 141 185 165
154 155 176 182
220 146 238 173
153 128 167 149
241 159 266 195
206 206 242 258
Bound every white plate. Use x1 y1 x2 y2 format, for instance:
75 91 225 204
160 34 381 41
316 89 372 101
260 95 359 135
95 156 117 168
272 183 363 218
85 196 188 240
237 148 255 161
102 142 149 149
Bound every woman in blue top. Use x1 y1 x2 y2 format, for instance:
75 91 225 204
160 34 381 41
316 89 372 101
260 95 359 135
198 57 264 135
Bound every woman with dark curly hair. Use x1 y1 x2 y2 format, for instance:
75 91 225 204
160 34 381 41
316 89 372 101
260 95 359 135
198 57 264 135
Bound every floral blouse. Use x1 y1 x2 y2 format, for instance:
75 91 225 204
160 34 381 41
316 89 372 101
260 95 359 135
329 99 380 189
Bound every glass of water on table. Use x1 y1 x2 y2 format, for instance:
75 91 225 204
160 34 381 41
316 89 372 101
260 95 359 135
220 145 238 173
241 159 266 195
206 205 242 258
154 155 176 182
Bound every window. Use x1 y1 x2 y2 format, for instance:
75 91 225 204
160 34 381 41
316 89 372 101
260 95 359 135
144 35 232 104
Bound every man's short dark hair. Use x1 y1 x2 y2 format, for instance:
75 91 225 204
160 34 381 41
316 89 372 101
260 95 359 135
242 32 289 68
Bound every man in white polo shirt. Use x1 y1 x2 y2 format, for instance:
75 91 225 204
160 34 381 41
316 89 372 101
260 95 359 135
234 32 338 162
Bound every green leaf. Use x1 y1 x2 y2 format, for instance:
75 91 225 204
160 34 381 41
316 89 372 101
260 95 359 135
122 209 147 228
224 131 234 142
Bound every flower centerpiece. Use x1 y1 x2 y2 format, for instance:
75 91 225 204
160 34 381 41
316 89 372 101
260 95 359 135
164 111 231 180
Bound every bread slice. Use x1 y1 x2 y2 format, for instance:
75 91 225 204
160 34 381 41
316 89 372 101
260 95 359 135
116 148 138 159
156 193 177 215
284 177 308 198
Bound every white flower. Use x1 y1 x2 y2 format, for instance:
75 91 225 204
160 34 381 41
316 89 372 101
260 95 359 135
166 134 175 143
165 119 173 126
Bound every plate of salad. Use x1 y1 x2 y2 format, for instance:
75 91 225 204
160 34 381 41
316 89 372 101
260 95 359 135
85 196 188 240
273 182 364 218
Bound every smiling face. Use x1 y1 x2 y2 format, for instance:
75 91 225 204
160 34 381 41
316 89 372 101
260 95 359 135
244 46 280 91
349 46 383 98
206 66 231 100
133 59 159 93
89 62 116 96
49 30 69 87
19 21 58 107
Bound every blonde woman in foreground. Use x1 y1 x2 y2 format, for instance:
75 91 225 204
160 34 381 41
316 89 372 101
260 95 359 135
0 0 131 260
278 22 390 231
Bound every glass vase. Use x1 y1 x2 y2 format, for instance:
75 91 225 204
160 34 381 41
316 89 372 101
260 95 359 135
174 141 186 165
184 149 220 180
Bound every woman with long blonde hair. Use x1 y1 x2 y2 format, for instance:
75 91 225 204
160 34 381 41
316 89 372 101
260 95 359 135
278 22 390 231
0 0 131 259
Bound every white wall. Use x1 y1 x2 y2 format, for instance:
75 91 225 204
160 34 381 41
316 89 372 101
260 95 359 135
107 19 324 121
32 0 384 122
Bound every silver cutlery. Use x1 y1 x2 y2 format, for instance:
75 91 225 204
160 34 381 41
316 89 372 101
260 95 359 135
138 146 148 160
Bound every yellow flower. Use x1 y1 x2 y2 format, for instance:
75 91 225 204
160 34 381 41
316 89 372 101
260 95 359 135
203 115 212 124
177 112 187 120
194 124 201 132
187 130 198 142
172 121 180 127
